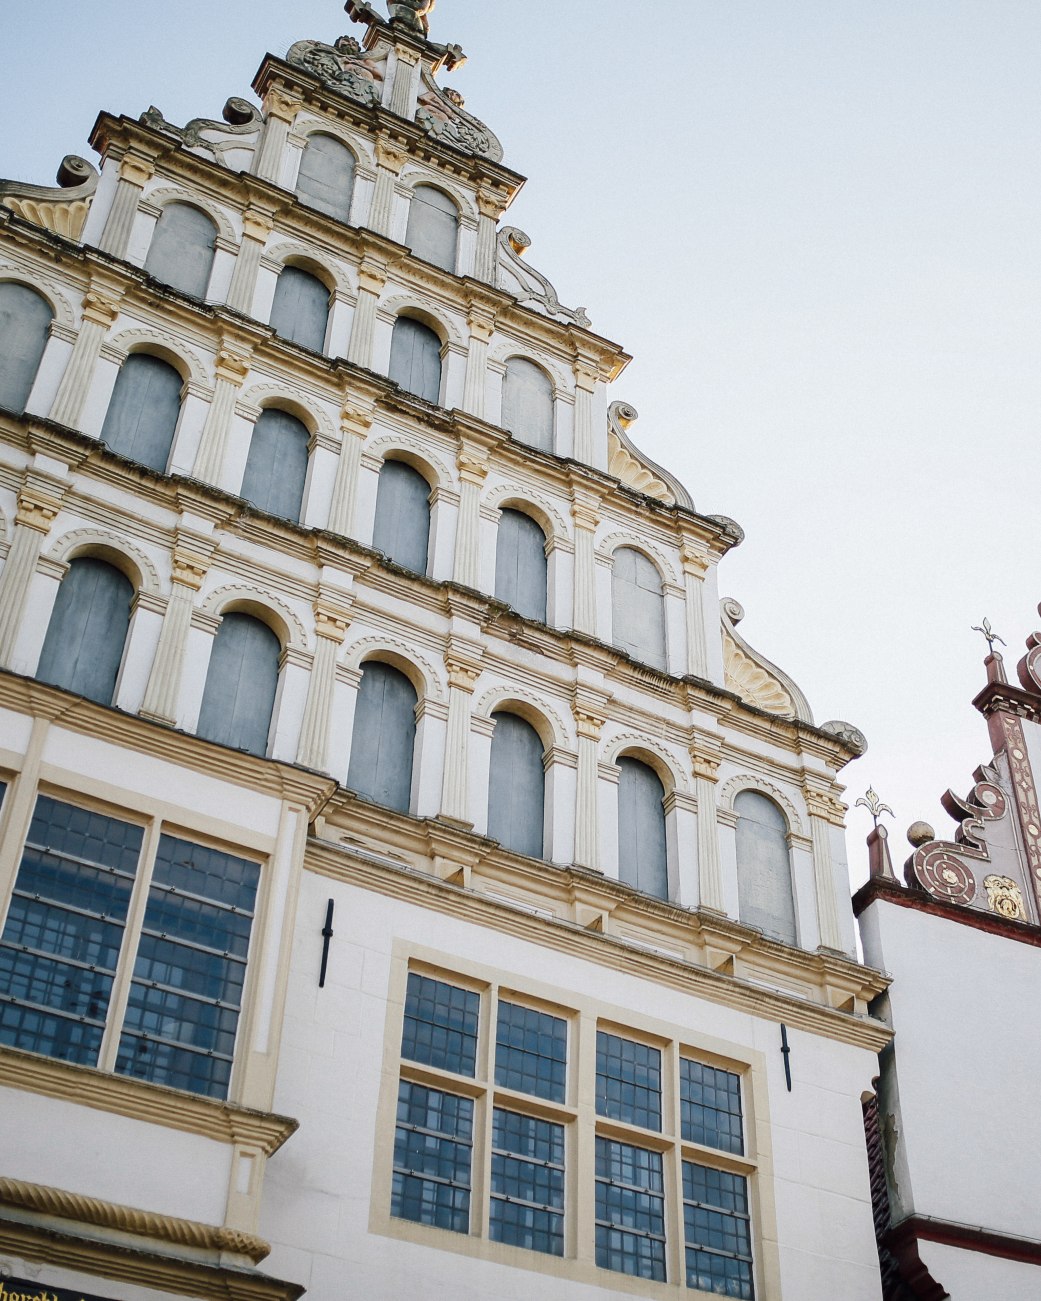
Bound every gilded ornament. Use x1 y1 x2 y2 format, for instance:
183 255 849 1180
983 875 1026 921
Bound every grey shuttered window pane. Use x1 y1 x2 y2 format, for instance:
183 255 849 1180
143 203 217 299
487 713 545 859
735 791 797 945
36 558 133 705
0 283 52 413
347 662 417 813
240 409 310 523
502 358 554 452
197 613 280 757
494 509 548 623
296 134 355 221
99 354 182 472
388 317 442 404
405 185 458 272
269 267 330 353
372 460 430 574
617 757 669 900
612 547 667 670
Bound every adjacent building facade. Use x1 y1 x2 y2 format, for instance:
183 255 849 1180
0 3 941 1298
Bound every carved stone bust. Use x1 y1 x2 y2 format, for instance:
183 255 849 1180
388 0 436 36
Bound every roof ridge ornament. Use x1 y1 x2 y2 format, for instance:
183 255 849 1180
345 0 467 70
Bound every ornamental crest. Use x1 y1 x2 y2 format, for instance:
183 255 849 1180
983 874 1026 921
286 38 387 107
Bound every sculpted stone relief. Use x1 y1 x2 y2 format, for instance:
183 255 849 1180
0 154 98 241
497 227 590 326
606 401 695 509
720 598 814 723
286 36 387 108
140 98 264 165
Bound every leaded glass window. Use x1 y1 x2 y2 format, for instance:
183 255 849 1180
495 1000 567 1102
595 1138 666 1281
490 1109 565 1256
401 972 480 1077
681 1058 745 1155
392 1081 473 1233
596 1030 662 1131
683 1162 754 1299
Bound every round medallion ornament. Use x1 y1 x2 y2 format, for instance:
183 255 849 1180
914 853 976 904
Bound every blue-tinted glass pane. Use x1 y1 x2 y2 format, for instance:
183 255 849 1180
596 1031 662 1130
392 1081 472 1233
595 1138 666 1281
495 1001 567 1102
683 1162 754 1299
401 973 480 1077
115 835 259 1099
681 1059 745 1155
0 797 141 1066
490 1108 565 1256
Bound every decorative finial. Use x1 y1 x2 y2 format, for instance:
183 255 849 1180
388 0 436 36
856 786 894 830
971 618 1006 655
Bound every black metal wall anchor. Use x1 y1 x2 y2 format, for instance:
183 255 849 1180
780 1023 792 1092
319 898 335 988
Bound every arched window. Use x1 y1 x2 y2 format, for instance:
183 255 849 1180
296 134 356 221
617 757 668 900
612 547 666 670
388 317 442 404
269 266 330 353
487 712 546 859
99 354 183 472
347 661 418 813
36 557 133 705
372 459 431 574
405 185 458 272
197 613 281 757
735 791 797 945
240 408 310 523
144 203 217 299
502 357 554 452
0 282 52 414
494 509 548 623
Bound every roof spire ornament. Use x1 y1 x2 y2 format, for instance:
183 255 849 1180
857 788 898 883
856 787 894 830
971 618 1006 656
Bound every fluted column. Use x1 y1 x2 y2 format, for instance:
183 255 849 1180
226 209 274 315
368 139 407 239
346 260 387 369
806 788 845 951
692 750 726 912
441 656 481 824
475 189 507 285
389 46 420 117
297 599 352 771
254 86 302 183
98 153 155 258
682 545 710 680
328 400 374 537
49 287 122 428
192 343 252 484
140 539 213 724
453 444 489 590
571 492 600 637
572 357 598 465
0 479 66 667
573 705 604 870
462 306 495 418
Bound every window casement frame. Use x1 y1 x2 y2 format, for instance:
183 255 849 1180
0 780 269 1104
372 946 774 1297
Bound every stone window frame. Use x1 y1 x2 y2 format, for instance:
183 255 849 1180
370 945 775 1295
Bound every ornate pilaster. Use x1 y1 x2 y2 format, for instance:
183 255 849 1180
368 139 407 238
254 86 302 183
573 701 605 870
691 747 725 911
389 46 420 117
49 287 122 428
571 492 600 637
441 654 482 824
140 537 214 724
0 477 66 666
192 343 252 483
475 188 507 284
346 259 387 369
98 152 155 259
297 597 353 771
226 209 275 314
572 356 599 465
328 400 375 537
805 786 847 951
462 305 496 418
453 443 489 589
681 545 710 680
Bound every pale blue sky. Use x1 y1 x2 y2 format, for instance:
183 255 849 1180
5 1 1040 882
